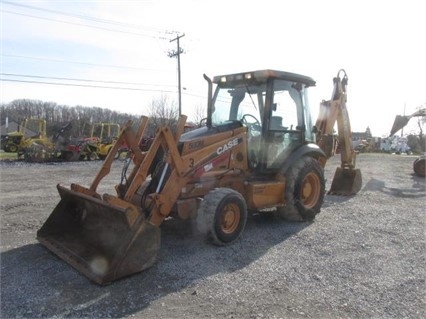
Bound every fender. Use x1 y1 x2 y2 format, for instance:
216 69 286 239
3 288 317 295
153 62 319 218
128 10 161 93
280 143 326 174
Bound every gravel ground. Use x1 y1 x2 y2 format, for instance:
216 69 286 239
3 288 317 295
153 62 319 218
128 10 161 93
0 153 425 318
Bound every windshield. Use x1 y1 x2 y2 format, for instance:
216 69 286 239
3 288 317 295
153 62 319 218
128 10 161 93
211 84 266 126
210 80 312 135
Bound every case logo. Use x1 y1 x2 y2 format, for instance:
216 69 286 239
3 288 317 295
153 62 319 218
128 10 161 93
217 138 239 155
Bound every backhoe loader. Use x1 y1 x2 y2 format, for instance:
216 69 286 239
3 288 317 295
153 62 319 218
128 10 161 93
92 122 121 160
1 118 53 156
37 69 361 284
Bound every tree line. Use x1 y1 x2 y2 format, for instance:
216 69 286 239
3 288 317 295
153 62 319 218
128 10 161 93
2 98 423 153
0 96 199 139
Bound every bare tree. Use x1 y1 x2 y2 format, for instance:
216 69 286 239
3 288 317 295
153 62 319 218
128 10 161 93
190 103 207 126
148 94 179 133
1 99 141 139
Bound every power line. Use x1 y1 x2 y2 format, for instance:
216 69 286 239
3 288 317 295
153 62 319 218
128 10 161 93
2 54 173 72
182 90 206 99
2 9 163 39
0 78 177 93
2 0 176 35
1 72 177 88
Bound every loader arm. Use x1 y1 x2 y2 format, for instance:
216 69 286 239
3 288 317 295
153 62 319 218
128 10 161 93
122 115 187 202
315 69 361 195
36 116 183 285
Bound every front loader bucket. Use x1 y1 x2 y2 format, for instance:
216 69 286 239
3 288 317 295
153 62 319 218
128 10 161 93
37 185 160 285
328 167 362 195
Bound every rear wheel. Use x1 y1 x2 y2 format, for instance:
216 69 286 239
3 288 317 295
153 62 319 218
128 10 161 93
88 152 98 161
278 156 325 221
61 151 74 161
199 188 248 245
413 156 425 177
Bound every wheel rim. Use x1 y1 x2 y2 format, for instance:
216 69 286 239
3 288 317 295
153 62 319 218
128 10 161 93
300 172 321 209
219 203 241 234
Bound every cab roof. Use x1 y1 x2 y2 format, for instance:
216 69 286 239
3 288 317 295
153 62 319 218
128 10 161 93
212 69 316 87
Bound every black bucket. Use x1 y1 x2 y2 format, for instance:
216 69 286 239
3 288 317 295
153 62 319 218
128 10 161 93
37 185 160 285
328 167 362 195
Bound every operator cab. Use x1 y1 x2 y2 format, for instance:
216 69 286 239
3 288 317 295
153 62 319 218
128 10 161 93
209 70 316 171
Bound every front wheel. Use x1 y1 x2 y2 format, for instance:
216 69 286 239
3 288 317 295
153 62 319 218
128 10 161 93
7 144 18 153
198 188 248 246
278 156 325 221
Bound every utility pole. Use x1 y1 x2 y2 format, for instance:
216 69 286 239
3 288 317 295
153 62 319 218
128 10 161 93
168 33 185 117
402 103 406 137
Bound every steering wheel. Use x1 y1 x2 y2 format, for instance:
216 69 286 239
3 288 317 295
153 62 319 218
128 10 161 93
240 114 261 136
199 118 207 127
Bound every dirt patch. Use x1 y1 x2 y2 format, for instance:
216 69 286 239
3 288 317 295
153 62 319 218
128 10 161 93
1 153 425 318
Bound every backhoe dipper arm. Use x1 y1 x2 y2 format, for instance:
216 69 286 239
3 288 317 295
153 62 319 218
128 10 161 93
315 69 362 195
315 69 356 168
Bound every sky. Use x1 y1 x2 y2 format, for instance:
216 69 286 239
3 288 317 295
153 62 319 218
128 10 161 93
1 0 425 137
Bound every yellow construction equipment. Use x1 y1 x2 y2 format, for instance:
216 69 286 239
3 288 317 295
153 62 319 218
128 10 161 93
389 108 426 177
1 119 51 154
37 69 361 284
314 69 362 195
91 123 121 160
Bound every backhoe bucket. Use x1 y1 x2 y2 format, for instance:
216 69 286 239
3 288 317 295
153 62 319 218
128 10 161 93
389 115 410 136
37 185 160 285
328 167 362 195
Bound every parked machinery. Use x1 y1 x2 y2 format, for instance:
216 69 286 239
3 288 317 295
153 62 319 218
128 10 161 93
37 69 361 284
1 119 51 154
0 118 67 161
92 123 121 160
59 122 121 161
60 136 99 161
389 108 426 177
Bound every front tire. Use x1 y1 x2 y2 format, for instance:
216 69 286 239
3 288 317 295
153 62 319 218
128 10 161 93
8 144 18 153
199 188 248 246
278 156 325 221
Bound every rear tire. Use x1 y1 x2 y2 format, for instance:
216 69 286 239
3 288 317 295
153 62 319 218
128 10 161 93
278 156 325 221
199 188 248 246
61 151 74 161
89 152 98 161
413 156 425 177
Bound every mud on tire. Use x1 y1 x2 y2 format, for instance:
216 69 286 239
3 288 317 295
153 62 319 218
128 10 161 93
278 156 325 221
198 188 248 246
